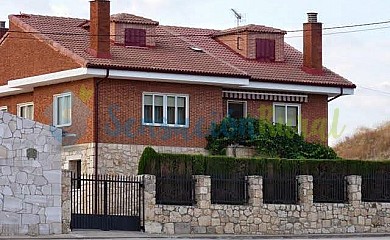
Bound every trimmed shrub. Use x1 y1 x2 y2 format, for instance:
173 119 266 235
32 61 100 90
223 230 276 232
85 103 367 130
138 147 390 177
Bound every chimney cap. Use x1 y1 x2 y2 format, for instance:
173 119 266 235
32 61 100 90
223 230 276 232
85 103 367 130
307 12 318 23
0 21 6 28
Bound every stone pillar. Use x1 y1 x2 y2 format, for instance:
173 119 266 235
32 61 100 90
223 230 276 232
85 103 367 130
247 176 262 207
142 175 162 234
61 170 72 234
194 175 211 209
297 175 313 206
346 175 362 206
142 175 156 221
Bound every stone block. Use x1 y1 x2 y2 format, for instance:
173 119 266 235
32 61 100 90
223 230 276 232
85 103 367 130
145 222 162 234
174 222 191 234
50 223 62 234
0 212 21 225
3 196 23 212
198 216 211 226
22 214 40 225
45 207 62 223
192 226 206 234
43 170 61 184
39 224 50 235
224 222 234 233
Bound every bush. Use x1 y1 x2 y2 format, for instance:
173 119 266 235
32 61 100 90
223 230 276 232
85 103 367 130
206 117 339 159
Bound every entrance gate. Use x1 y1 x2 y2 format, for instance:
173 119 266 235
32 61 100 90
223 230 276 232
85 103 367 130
70 174 144 231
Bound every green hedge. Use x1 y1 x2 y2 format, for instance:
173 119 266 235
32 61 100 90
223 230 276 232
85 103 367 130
138 147 390 176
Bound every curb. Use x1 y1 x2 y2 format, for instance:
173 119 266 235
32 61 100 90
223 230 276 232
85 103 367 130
1 231 390 239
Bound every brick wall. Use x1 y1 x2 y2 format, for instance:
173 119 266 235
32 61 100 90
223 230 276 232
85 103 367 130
97 80 223 148
247 33 285 61
0 23 81 85
216 33 248 58
301 94 328 144
33 79 95 145
0 93 33 115
0 79 95 145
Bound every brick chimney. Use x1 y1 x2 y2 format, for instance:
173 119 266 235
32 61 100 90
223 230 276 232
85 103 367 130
303 13 323 74
0 21 8 39
89 0 111 58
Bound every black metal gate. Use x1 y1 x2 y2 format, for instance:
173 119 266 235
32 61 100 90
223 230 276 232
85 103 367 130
70 174 144 231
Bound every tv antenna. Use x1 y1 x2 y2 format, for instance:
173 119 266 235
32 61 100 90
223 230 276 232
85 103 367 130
231 8 243 27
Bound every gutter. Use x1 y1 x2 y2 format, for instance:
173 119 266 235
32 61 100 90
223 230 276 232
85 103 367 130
94 69 110 176
327 88 344 102
93 69 109 216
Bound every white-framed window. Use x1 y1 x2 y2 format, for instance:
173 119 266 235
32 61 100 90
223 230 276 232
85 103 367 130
53 92 72 127
227 100 247 119
142 93 189 127
17 102 34 120
273 103 301 133
0 106 7 112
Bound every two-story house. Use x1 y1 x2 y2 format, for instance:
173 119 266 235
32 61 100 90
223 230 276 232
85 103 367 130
0 0 355 175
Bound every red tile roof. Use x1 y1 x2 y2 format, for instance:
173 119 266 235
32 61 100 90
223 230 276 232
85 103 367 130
9 14 355 88
212 24 287 37
111 13 159 25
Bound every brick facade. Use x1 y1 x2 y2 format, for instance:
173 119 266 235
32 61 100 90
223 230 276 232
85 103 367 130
0 23 81 85
0 79 328 147
97 79 224 148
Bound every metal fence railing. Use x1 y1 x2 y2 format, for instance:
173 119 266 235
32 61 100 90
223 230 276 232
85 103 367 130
313 174 347 203
211 174 248 205
156 175 195 205
263 176 298 204
362 173 390 202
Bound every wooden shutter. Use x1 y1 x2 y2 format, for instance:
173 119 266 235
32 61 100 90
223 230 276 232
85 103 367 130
125 28 147 47
256 39 275 62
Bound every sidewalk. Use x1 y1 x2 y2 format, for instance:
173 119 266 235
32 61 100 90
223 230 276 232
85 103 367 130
1 231 390 239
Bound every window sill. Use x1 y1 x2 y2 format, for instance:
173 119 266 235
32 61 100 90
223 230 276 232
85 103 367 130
54 123 72 128
142 123 189 128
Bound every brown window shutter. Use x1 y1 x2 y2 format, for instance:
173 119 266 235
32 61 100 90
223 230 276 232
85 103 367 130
267 39 275 61
256 39 275 62
139 29 146 47
125 28 147 47
125 28 132 46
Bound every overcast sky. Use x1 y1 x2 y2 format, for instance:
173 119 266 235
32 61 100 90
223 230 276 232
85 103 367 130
1 0 389 146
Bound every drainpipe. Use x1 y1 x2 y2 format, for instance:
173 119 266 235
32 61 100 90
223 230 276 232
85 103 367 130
94 69 110 176
327 88 343 102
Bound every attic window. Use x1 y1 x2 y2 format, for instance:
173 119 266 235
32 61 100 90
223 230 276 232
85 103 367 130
125 28 146 47
256 39 275 62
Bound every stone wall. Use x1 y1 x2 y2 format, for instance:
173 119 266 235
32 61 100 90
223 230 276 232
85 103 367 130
62 143 208 175
0 112 62 236
143 174 390 235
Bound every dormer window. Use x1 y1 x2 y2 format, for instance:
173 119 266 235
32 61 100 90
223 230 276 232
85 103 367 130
125 28 146 47
256 39 275 62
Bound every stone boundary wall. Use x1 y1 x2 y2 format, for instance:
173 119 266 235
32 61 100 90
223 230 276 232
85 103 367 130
0 112 62 236
143 174 390 235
